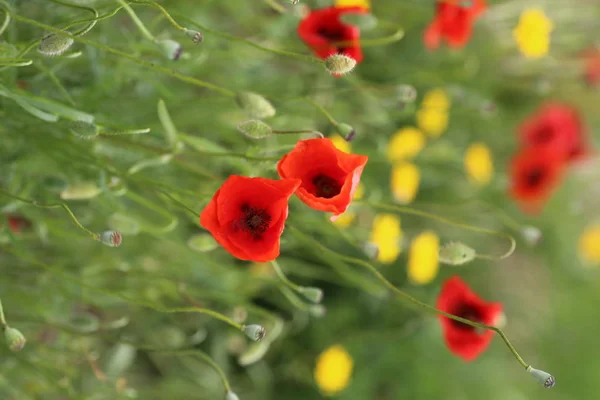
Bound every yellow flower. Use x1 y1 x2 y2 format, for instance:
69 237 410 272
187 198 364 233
370 214 402 264
421 88 451 111
249 262 274 277
578 224 600 265
391 162 420 204
335 0 370 10
353 183 364 200
314 345 354 396
329 134 351 154
387 127 426 162
417 108 449 138
464 143 494 186
408 231 440 285
513 9 553 59
331 184 364 228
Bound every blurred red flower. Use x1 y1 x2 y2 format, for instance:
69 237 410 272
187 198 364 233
437 276 503 361
200 176 300 262
277 138 368 218
582 47 600 87
519 103 589 162
297 6 367 64
424 0 486 50
3 215 30 233
509 147 565 213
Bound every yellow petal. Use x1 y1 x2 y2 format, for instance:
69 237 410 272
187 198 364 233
416 108 449 138
331 212 356 228
421 88 450 111
387 127 426 162
513 9 553 59
408 231 440 285
464 142 494 186
391 162 420 204
578 224 600 265
353 183 365 200
329 134 351 154
335 0 370 9
370 214 402 264
314 345 354 396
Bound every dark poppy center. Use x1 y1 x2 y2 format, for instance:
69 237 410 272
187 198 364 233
234 204 271 239
316 28 348 53
450 304 483 331
312 175 342 198
525 168 545 188
534 127 554 143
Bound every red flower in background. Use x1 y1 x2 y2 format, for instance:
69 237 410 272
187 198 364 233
437 276 503 361
2 215 30 233
424 0 487 50
277 138 368 218
509 147 564 213
298 6 367 64
519 103 589 162
200 176 300 262
582 47 600 87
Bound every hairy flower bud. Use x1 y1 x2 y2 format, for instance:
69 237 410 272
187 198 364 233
157 39 183 61
100 231 122 247
298 287 323 303
4 326 26 352
236 92 276 119
325 54 356 76
438 241 476 265
521 226 542 246
183 28 203 44
241 324 266 342
237 120 272 139
527 366 555 388
39 33 74 56
68 120 99 139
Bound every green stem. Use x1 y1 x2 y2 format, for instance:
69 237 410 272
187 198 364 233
288 226 529 369
359 201 516 261
10 14 236 97
0 1 10 37
271 260 302 291
99 127 151 135
272 129 324 138
0 299 6 327
34 62 77 106
128 0 185 31
48 0 98 36
0 189 100 241
301 97 339 126
0 58 32 66
116 0 157 42
156 190 200 218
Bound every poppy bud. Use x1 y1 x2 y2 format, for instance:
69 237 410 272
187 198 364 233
236 120 272 139
298 287 323 303
38 33 74 56
100 231 122 247
226 391 240 400
4 326 26 352
68 120 99 140
324 54 356 76
241 324 266 342
309 304 327 318
60 182 102 200
438 241 476 265
336 123 356 142
183 28 203 44
235 92 276 119
527 366 555 388
521 226 542 246
157 39 183 61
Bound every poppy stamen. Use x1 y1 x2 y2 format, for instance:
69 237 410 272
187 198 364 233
236 204 271 238
525 168 545 188
312 175 342 198
450 305 483 331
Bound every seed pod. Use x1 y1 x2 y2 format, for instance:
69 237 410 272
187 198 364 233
236 120 272 139
157 39 183 61
336 123 356 142
39 33 74 56
183 28 203 44
324 54 356 76
438 241 476 266
241 324 266 342
68 120 99 140
100 231 122 247
4 326 26 352
235 92 276 119
527 366 555 388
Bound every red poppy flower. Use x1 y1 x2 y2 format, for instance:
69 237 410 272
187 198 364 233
509 147 565 213
277 138 368 218
297 6 367 64
519 103 589 162
582 47 600 87
3 215 30 233
199 176 300 262
437 276 503 361
424 0 487 50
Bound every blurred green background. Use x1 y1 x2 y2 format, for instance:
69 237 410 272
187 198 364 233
1 0 599 399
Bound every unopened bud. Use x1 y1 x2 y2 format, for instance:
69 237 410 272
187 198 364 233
183 28 203 44
397 85 417 103
100 231 122 247
438 241 476 265
157 39 183 61
39 33 74 56
527 366 555 388
521 226 542 246
324 54 356 76
336 123 356 142
236 92 276 119
309 304 327 318
241 324 266 342
60 182 102 200
68 120 99 139
226 391 240 400
4 326 26 352
237 120 272 139
298 287 323 303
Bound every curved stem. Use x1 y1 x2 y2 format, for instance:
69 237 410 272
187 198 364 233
128 0 185 31
156 189 200 218
99 127 151 136
331 21 405 48
360 201 516 261
0 58 32 66
271 260 302 291
0 1 10 37
262 0 287 13
272 129 324 138
289 226 529 370
116 0 156 42
301 97 339 126
48 0 98 36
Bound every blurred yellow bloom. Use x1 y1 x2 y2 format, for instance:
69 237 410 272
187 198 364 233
513 9 553 59
370 214 402 264
391 162 420 204
329 134 351 154
314 345 354 396
578 225 600 265
464 143 494 186
335 0 370 10
408 231 440 285
417 108 449 138
353 183 364 200
421 88 451 111
249 262 274 277
331 184 364 228
387 127 426 161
